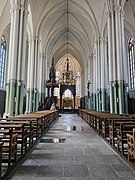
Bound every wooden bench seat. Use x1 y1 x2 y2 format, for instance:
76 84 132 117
102 117 135 140
0 110 59 179
0 128 18 169
5 120 34 147
117 123 135 155
78 109 135 138
109 120 135 146
0 142 3 178
9 116 42 139
127 128 135 162
0 123 28 156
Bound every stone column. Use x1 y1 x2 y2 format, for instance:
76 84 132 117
93 53 96 110
85 64 88 95
107 0 128 114
121 10 128 113
26 37 35 113
40 53 46 103
104 40 110 111
107 9 118 114
88 55 93 109
33 37 38 112
5 3 15 116
4 0 28 117
5 3 21 116
95 39 101 111
15 5 28 115
114 4 127 114
100 38 109 112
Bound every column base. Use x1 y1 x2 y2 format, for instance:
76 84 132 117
109 80 128 114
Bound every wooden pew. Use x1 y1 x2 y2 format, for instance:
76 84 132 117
109 120 135 147
117 123 135 155
0 142 3 178
102 116 135 140
5 120 34 148
0 110 59 179
0 124 27 156
12 116 43 139
1 128 18 169
127 128 135 162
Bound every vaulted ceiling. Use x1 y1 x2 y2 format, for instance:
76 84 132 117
0 0 135 76
28 0 107 72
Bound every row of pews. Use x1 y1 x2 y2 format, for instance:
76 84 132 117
0 110 59 179
78 109 135 164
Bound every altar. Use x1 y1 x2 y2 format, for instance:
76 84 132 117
59 59 76 110
60 84 76 110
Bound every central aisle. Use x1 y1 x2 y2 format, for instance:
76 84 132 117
7 114 135 180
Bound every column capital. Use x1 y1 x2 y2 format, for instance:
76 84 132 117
29 36 38 43
107 10 113 18
89 54 94 60
100 37 107 45
10 3 20 15
42 53 46 58
121 10 125 18
20 4 29 15
114 5 122 15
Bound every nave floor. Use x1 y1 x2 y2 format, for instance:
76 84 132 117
6 114 135 180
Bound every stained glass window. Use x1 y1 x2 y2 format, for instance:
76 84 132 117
0 36 6 88
128 37 135 89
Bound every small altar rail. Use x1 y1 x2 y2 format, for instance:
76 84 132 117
0 110 59 179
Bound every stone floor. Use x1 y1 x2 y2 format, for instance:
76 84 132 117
5 114 135 180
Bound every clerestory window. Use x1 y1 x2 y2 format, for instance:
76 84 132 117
128 37 135 89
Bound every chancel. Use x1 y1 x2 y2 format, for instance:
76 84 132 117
0 0 135 179
59 58 76 111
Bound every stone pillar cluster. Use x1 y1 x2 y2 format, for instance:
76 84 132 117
87 0 128 114
4 0 42 116
5 0 29 116
107 0 128 114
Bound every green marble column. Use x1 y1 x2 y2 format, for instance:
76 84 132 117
109 80 128 114
105 91 110 112
96 91 99 111
87 97 90 109
109 82 114 113
26 89 34 113
101 89 106 112
8 80 16 116
26 90 30 113
33 90 36 112
36 91 39 111
33 90 39 112
96 90 102 111
15 80 24 115
4 82 10 116
98 90 102 111
19 81 24 114
117 80 128 114
93 93 96 110
88 94 93 109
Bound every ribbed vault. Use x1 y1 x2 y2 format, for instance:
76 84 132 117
28 0 106 74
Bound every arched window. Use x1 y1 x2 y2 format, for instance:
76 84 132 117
76 72 81 97
128 37 135 89
0 36 6 88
